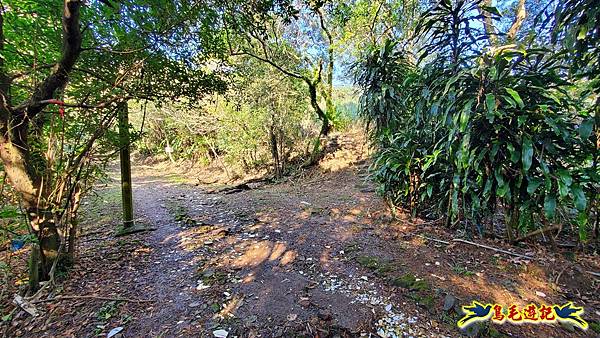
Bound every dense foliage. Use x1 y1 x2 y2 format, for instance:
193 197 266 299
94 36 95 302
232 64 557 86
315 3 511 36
1 0 598 303
1 0 236 287
358 0 599 244
134 56 358 178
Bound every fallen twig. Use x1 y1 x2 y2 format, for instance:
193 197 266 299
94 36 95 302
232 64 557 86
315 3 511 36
32 295 154 304
515 224 561 242
416 234 450 245
417 234 535 260
452 239 534 260
556 243 577 248
587 271 600 278
414 218 444 227
555 266 568 284
208 177 270 194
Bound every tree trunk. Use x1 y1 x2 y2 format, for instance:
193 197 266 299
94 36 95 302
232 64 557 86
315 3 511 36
28 244 40 291
118 103 134 228
0 1 83 290
269 114 281 178
67 184 82 259
318 8 335 126
34 209 60 278
0 129 60 281
307 79 331 137
238 43 332 138
506 0 527 42
507 204 517 242
325 52 334 119
208 140 231 179
478 0 497 46
269 125 281 178
594 98 599 248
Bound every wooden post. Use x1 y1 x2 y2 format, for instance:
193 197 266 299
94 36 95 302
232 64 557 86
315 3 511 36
118 102 134 228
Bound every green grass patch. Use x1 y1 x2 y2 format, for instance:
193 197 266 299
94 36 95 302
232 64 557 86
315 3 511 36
356 255 395 277
343 242 361 254
96 301 121 321
590 321 600 334
392 273 429 290
391 273 435 311
165 173 188 184
200 269 227 285
452 265 475 277
408 292 436 310
165 201 196 226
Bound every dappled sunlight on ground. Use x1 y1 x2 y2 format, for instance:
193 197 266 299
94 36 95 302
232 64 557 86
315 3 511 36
318 130 370 173
165 165 598 337
280 249 297 266
233 240 275 268
319 247 334 266
19 146 598 338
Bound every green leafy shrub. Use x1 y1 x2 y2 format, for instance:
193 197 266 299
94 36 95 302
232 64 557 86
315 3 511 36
357 0 599 242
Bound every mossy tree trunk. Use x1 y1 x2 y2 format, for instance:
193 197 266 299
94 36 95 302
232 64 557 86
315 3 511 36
0 0 83 289
317 7 336 129
118 102 134 228
0 134 61 284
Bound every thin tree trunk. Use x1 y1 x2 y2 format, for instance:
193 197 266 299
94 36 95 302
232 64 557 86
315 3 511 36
318 8 335 124
478 0 497 46
165 138 175 163
28 244 40 291
269 115 281 178
67 185 82 258
507 0 527 42
0 7 9 109
236 51 331 137
118 103 134 228
507 204 517 242
594 98 599 248
207 140 231 179
307 77 331 137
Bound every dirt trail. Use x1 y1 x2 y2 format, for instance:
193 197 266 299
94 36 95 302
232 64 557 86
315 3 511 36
9 147 599 337
11 161 441 337
119 163 444 337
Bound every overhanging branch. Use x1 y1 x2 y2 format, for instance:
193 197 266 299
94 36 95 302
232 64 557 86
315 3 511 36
14 0 83 117
507 0 527 41
232 50 305 80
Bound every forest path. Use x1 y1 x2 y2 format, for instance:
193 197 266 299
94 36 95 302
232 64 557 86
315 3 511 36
18 160 449 337
115 163 445 337
16 153 597 338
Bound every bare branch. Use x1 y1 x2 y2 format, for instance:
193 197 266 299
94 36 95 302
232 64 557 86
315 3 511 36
14 0 83 117
39 95 131 109
370 2 384 44
233 50 305 80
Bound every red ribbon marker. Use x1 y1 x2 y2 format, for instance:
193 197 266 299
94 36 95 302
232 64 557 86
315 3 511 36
43 99 66 119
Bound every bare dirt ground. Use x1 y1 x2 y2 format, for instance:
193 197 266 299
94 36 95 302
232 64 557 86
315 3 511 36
3 136 600 338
